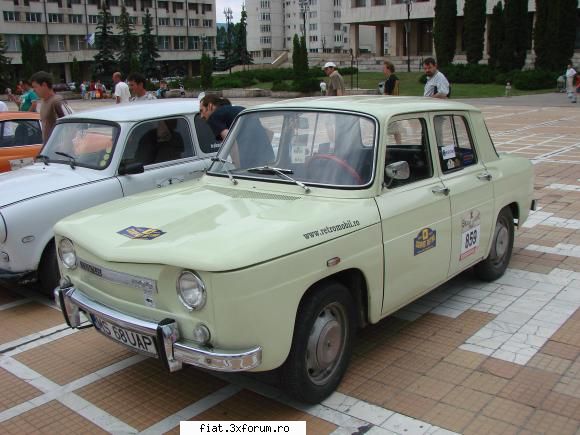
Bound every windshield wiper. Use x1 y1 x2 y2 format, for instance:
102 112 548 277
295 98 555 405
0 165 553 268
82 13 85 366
247 166 310 193
55 151 76 169
36 154 50 166
210 157 237 185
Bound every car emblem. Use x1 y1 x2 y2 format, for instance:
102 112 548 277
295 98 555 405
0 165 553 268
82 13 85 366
118 226 166 240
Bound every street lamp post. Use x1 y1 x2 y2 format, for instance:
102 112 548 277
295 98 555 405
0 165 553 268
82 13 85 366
299 0 309 50
405 0 414 72
224 7 233 73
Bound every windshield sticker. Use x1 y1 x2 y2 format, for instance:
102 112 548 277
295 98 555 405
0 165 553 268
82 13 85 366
303 220 360 240
460 209 481 260
442 145 456 160
446 159 455 170
414 228 436 255
118 226 166 240
291 145 307 164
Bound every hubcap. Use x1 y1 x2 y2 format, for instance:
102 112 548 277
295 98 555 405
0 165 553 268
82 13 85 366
305 303 347 385
494 224 509 260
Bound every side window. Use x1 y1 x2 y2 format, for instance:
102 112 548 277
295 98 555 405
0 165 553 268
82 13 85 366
0 120 42 147
434 115 477 173
385 118 432 188
194 113 220 154
122 117 194 166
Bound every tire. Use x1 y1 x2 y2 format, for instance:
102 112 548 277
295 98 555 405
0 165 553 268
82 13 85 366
475 207 514 282
281 282 356 404
38 242 60 297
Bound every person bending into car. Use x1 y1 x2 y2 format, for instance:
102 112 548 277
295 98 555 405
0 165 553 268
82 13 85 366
200 95 273 168
30 71 74 144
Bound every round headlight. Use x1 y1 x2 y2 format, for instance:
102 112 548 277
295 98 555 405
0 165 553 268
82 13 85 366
192 323 211 344
177 271 206 310
58 238 77 269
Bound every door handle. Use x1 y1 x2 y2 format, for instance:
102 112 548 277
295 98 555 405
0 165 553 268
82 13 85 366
432 186 450 196
477 172 492 181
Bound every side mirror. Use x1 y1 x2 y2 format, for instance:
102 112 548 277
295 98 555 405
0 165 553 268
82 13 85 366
118 162 145 175
385 161 410 180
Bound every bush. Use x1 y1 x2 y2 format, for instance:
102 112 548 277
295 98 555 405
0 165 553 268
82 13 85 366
292 78 321 93
511 69 557 90
441 64 496 84
213 77 243 89
337 67 358 76
271 80 293 91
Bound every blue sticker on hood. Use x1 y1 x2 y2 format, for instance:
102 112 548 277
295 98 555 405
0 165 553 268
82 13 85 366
118 226 166 240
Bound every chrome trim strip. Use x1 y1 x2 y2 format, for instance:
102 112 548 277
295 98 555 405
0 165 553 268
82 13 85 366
78 258 157 293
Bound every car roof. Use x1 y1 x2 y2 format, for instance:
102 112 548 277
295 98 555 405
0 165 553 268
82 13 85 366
0 111 41 120
248 96 480 119
63 99 201 123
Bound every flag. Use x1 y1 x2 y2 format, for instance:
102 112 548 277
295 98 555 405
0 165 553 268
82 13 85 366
85 33 95 47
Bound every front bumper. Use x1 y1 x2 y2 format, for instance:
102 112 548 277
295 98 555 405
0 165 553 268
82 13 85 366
56 285 262 373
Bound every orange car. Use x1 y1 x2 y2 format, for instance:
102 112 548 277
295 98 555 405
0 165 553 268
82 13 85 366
0 111 43 173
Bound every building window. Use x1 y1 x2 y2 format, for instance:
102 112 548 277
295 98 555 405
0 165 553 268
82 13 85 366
48 35 66 51
309 23 317 31
5 35 21 52
141 0 152 10
261 12 270 21
129 16 137 24
260 24 271 33
333 0 341 5
310 0 317 5
173 1 183 11
334 10 341 18
309 11 317 19
124 0 134 7
159 17 170 26
25 12 42 22
88 15 99 24
174 18 184 26
202 3 212 13
373 0 386 4
48 13 63 23
352 0 365 7
158 36 170 50
202 19 212 27
260 0 270 7
309 35 318 42
111 15 120 24
174 36 186 49
158 1 169 11
69 14 82 24
260 36 271 44
189 18 199 26
188 36 199 49
70 35 87 50
188 2 198 13
3 11 19 22
263 49 271 57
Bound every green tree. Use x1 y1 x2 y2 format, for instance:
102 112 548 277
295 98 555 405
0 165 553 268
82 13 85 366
292 34 301 75
433 0 457 66
463 0 487 64
117 4 139 75
231 5 252 67
200 52 213 89
93 3 117 79
0 35 12 89
20 37 48 79
499 0 529 71
139 9 160 79
533 0 551 69
488 1 504 69
300 35 308 74
71 57 80 85
557 0 578 69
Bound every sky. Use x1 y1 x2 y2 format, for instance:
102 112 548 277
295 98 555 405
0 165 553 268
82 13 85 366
216 0 243 23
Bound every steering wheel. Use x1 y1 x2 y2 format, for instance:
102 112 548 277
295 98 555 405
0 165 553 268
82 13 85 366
307 154 363 185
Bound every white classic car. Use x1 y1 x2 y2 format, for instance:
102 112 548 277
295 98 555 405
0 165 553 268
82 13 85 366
55 97 535 403
0 100 218 293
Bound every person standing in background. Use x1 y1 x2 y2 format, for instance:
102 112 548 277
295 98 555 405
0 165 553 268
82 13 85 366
127 72 156 101
423 57 450 99
383 60 400 96
565 62 577 103
112 72 130 104
323 62 345 96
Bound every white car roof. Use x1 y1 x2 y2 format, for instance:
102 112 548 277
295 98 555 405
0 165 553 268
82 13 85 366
250 96 480 119
63 99 201 123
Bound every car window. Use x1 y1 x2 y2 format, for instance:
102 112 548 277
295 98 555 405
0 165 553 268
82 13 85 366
434 115 477 173
208 110 377 187
0 120 42 148
384 118 432 188
122 117 194 167
42 122 119 169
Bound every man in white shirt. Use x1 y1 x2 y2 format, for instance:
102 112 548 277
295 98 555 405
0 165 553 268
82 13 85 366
565 63 577 103
423 57 450 99
112 72 131 104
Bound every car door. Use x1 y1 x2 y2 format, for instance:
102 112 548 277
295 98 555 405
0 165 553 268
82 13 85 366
117 116 209 196
431 113 494 277
375 116 452 315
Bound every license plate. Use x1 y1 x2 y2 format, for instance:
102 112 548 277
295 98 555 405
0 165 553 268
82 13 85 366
91 315 157 356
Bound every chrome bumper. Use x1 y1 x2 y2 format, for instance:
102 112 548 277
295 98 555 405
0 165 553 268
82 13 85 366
56 285 262 373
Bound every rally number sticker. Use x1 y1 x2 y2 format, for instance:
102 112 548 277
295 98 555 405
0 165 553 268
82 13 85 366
460 209 481 260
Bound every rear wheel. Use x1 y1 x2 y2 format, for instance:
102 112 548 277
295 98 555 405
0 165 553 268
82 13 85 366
38 241 60 297
475 207 514 281
281 282 356 403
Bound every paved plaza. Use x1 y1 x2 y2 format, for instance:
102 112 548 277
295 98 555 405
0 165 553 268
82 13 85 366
1 94 580 434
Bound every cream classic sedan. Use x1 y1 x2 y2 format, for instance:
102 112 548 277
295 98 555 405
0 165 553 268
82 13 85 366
55 97 534 403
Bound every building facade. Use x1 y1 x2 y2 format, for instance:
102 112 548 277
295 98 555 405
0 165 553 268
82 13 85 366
0 0 217 83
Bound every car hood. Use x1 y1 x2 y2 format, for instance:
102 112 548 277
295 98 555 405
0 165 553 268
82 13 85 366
0 163 108 208
56 181 380 272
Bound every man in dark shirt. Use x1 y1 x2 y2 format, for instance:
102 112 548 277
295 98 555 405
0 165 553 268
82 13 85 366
200 95 274 167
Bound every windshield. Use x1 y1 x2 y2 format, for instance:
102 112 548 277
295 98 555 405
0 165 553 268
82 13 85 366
207 110 377 187
40 122 120 169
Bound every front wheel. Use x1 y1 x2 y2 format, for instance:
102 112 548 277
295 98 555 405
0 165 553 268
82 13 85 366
38 242 60 297
475 207 514 281
281 282 356 403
